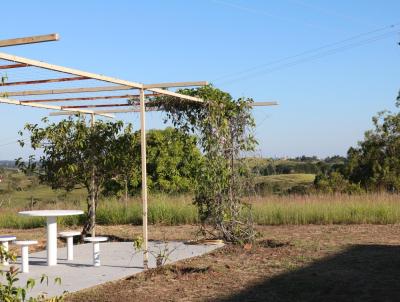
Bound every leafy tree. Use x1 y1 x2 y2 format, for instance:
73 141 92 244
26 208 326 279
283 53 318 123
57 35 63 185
346 95 400 192
17 116 129 235
103 127 203 195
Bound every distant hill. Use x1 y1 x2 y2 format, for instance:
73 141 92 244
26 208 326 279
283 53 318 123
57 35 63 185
0 160 17 169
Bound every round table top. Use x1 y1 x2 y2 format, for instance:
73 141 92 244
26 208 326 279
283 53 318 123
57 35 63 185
18 210 84 217
0 235 16 242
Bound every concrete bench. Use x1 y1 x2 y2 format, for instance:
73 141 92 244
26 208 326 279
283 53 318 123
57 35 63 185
14 240 38 273
59 231 81 260
84 237 108 266
0 235 16 266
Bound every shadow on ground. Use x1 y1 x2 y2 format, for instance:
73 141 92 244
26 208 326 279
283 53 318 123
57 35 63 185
215 244 400 302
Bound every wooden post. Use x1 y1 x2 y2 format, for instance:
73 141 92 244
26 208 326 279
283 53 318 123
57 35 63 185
139 88 149 269
90 113 96 237
124 177 128 210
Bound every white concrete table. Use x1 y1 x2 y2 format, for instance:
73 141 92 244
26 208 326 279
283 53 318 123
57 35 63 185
18 210 83 266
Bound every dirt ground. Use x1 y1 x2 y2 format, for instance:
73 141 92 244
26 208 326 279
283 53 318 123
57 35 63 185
4 224 400 301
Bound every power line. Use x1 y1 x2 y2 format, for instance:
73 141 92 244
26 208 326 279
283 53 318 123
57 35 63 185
287 0 376 27
214 28 398 85
0 138 28 148
210 0 338 33
212 22 400 83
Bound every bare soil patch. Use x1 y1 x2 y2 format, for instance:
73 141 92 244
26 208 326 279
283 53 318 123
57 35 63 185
60 224 400 301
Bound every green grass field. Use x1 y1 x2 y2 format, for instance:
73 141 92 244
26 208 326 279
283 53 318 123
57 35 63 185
1 171 400 229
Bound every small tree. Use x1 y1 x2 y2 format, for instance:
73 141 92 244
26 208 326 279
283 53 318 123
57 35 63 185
17 116 130 235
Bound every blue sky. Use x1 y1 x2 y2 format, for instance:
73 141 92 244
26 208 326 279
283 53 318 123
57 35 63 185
0 0 399 160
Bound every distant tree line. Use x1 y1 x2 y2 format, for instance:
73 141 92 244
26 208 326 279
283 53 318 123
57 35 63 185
253 93 400 195
254 155 346 176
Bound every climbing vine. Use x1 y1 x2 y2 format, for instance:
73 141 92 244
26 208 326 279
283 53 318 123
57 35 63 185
157 85 258 244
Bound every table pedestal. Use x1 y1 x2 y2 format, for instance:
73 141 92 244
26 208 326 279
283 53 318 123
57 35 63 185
47 216 57 266
1 242 9 266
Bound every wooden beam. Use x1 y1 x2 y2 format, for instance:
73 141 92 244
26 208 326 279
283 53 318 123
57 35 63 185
49 101 279 115
0 34 59 48
94 108 153 114
0 96 114 118
61 103 136 109
20 93 159 103
251 102 278 106
49 107 160 116
0 63 29 69
0 52 144 89
2 85 133 97
146 88 203 103
1 76 89 87
143 81 208 89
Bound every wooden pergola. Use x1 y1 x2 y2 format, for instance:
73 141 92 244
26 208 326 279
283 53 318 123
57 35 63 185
0 34 277 268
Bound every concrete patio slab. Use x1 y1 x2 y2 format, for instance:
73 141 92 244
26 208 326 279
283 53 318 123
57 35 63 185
6 241 223 299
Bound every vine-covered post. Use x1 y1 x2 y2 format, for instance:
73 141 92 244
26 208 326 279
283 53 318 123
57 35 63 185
139 88 149 269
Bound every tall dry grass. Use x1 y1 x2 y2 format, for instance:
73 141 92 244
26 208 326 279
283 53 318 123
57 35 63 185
0 193 400 229
250 193 400 225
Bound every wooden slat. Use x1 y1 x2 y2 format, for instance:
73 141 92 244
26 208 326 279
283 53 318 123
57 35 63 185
20 93 159 103
0 34 59 48
2 85 133 97
251 102 278 106
0 52 144 89
143 81 208 89
146 88 203 103
49 107 160 116
49 102 278 115
1 76 89 87
0 96 114 118
0 63 29 69
61 103 137 109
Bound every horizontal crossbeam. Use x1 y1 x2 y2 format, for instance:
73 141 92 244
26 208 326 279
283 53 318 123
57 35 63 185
61 103 138 109
20 93 159 103
145 88 204 103
0 96 114 118
0 63 29 69
1 76 89 87
2 85 133 97
0 34 59 48
251 101 278 106
143 81 208 89
49 107 160 116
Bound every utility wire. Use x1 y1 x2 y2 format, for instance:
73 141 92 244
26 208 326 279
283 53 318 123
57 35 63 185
287 0 376 27
211 0 337 33
214 29 398 85
212 22 400 83
0 138 28 148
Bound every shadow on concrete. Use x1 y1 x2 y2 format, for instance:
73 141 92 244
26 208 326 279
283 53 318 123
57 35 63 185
215 244 400 302
27 256 143 269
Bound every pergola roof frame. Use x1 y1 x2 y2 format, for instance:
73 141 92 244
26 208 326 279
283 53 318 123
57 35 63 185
0 51 206 104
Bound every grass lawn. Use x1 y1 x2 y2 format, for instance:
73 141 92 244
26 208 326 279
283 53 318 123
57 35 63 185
7 224 398 302
255 173 316 186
